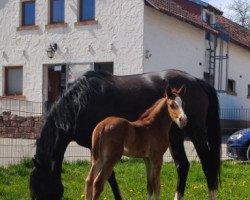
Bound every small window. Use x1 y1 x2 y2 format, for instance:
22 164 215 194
203 10 215 25
50 0 64 24
79 0 95 21
94 63 113 74
227 79 236 95
5 67 23 96
205 13 212 25
21 0 35 26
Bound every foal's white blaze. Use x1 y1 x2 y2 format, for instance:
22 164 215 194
175 96 182 107
174 97 187 128
208 190 216 200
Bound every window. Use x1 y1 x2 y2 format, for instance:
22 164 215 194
205 13 212 25
50 0 64 24
204 10 216 41
4 67 23 96
227 79 236 95
94 63 113 74
203 10 215 25
205 13 212 40
21 0 35 26
79 0 95 21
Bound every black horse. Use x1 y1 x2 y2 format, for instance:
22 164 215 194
30 69 221 200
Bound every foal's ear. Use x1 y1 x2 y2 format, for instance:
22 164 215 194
178 85 186 97
165 86 173 98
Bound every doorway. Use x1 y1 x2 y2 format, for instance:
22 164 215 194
47 65 66 109
43 62 113 112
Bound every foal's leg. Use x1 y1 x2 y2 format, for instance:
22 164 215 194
85 161 102 200
151 157 163 200
144 158 153 200
93 160 119 200
169 125 189 200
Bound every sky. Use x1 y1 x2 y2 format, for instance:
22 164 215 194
205 0 235 17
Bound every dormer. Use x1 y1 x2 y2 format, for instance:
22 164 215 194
202 9 216 26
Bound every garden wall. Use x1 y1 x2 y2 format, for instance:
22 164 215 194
0 112 43 139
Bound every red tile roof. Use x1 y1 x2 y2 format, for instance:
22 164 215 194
216 15 250 50
145 0 250 50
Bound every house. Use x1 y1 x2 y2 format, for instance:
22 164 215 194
0 0 249 118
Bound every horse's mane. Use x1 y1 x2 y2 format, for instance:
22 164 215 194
49 76 91 132
48 70 114 132
36 71 115 163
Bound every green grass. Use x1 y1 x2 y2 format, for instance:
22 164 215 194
0 159 249 200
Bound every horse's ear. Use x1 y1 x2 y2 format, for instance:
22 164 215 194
165 86 173 98
178 85 186 97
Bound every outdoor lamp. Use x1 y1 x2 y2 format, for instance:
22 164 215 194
46 43 58 59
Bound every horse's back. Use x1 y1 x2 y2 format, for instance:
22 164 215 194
61 69 213 144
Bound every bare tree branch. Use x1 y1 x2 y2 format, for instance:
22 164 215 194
228 0 250 28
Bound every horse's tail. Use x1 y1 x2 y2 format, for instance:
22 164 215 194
197 79 221 190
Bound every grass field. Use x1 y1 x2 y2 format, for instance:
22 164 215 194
0 159 249 200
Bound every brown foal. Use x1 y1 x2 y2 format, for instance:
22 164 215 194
85 85 187 200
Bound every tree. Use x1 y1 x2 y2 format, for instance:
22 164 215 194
228 0 250 28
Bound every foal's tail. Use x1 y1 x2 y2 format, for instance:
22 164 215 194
197 79 221 190
92 126 104 162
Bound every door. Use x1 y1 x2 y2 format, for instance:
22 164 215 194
47 65 66 108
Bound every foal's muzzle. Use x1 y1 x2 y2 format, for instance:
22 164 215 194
178 115 188 128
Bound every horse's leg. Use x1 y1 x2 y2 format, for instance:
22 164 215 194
144 158 153 200
188 126 218 200
151 157 163 200
169 124 189 200
107 171 123 200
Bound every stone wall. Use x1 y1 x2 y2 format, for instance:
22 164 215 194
0 112 43 139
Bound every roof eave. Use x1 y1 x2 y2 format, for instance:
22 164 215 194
145 2 219 35
230 38 250 51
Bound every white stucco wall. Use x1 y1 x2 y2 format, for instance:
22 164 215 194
143 6 206 78
143 6 250 109
219 43 250 109
0 0 144 102
1 1 250 110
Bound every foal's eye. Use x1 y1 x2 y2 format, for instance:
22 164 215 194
170 103 176 109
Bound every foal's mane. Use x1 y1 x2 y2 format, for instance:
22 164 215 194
138 88 180 123
138 97 167 122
